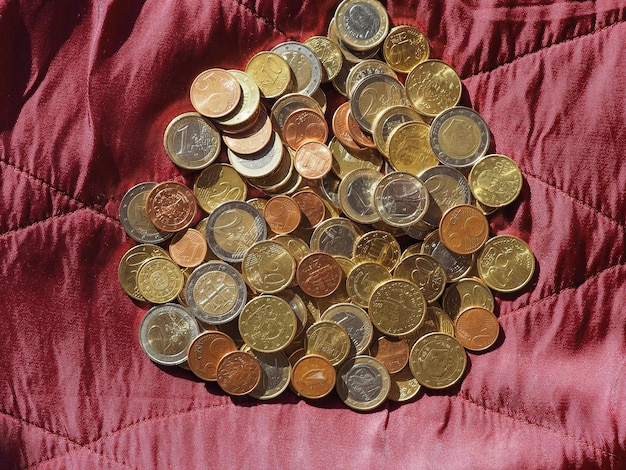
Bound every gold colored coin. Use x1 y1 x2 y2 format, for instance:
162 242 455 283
469 154 523 207
245 51 292 99
272 235 311 264
409 305 456 342
304 35 344 82
305 320 352 366
369 279 427 336
402 242 423 258
118 244 171 301
329 137 383 179
239 295 297 353
214 70 261 130
394 253 446 304
334 0 389 52
194 163 247 214
346 262 391 309
335 355 391 411
242 240 296 294
371 105 424 158
353 230 401 271
388 365 421 402
387 121 439 174
442 277 495 321
383 25 430 73
477 235 535 293
409 332 467 389
136 257 184 304
405 59 462 117
350 74 407 133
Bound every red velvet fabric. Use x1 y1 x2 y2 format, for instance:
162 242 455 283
1 0 625 468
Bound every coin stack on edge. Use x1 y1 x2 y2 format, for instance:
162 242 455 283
118 0 535 411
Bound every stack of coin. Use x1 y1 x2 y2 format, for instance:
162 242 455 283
119 0 535 411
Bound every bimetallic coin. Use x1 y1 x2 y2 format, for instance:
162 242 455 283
346 59 398 99
334 0 390 52
190 68 241 118
163 113 221 170
430 106 490 168
305 320 352 366
136 257 184 304
419 165 472 227
247 349 292 400
370 336 410 374
186 261 247 325
442 277 495 321
388 365 421 402
439 204 489 255
338 168 383 224
373 171 429 227
194 163 247 214
310 217 361 258
239 295 297 353
321 303 373 355
330 137 383 179
294 141 333 180
454 306 500 352
168 228 207 268
383 25 430 73
409 332 467 389
242 240 296 294
214 70 261 130
477 235 535 293
139 303 199 366
372 105 424 158
118 243 170 301
291 354 337 399
146 181 197 233
387 121 439 175
421 230 474 282
296 252 343 298
247 144 293 190
304 36 343 82
187 330 238 381
369 279 427 336
469 154 523 207
245 51 292 99
320 171 342 208
327 17 381 63
216 350 262 396
283 108 329 151
353 230 401 271
404 218 436 240
346 261 391 308
405 60 462 117
394 253 446 304
271 41 323 96
119 182 173 244
350 74 407 133
336 355 391 411
206 201 267 263
227 131 284 179
263 195 302 235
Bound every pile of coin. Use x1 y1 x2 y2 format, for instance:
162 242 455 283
118 0 535 411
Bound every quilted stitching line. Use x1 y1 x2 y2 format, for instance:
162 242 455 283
0 411 139 470
229 0 294 39
464 16 626 79
0 159 121 228
455 393 626 461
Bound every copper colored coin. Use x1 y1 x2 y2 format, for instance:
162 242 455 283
216 351 262 396
294 141 333 180
454 307 500 352
221 107 273 155
187 331 238 381
296 252 343 298
291 354 337 399
283 108 328 150
146 181 197 232
264 195 302 234
439 204 489 254
370 337 410 374
190 68 242 119
332 102 365 152
346 108 376 149
292 191 326 229
168 228 207 268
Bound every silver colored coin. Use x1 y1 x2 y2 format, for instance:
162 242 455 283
227 131 283 179
205 201 267 263
271 41 323 97
336 355 390 411
418 165 472 227
421 230 474 282
430 106 490 168
320 171 342 207
276 289 310 338
163 112 221 170
404 218 436 240
338 168 383 224
186 261 247 325
247 349 292 400
373 171 429 227
321 303 373 355
139 303 199 366
120 182 173 244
